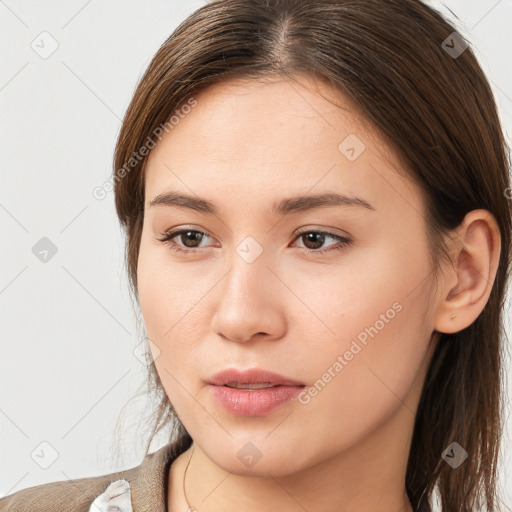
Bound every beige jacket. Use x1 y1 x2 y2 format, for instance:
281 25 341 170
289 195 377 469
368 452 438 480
0 442 176 512
0 441 432 512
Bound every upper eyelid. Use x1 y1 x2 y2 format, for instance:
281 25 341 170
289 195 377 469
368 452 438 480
163 225 346 237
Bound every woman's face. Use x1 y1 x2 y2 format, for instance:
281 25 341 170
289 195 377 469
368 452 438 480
137 74 441 475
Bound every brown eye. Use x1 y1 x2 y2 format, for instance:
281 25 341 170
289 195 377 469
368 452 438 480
300 232 326 250
174 230 205 248
293 230 352 254
157 229 213 254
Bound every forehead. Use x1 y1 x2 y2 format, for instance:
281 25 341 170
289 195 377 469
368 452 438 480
153 74 376 158
144 74 422 217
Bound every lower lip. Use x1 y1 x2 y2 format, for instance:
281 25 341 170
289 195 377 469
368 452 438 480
209 384 305 416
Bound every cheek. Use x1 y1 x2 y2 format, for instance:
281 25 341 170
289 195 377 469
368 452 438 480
136 239 211 382
137 238 194 335
287 239 433 418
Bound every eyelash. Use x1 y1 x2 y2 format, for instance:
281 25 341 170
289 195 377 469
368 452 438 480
156 227 352 255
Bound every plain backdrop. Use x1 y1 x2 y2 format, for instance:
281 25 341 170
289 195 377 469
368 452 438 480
1 1 511 510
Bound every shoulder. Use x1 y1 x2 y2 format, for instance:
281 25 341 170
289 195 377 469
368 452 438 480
0 442 178 512
0 471 136 512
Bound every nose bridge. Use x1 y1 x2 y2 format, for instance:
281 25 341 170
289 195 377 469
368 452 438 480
221 236 270 306
213 235 281 341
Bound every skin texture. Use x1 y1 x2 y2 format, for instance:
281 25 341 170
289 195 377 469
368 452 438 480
136 74 501 512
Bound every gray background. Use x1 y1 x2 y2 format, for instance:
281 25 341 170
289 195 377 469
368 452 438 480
1 1 511 510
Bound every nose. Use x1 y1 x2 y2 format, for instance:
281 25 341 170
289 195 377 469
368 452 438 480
211 253 286 343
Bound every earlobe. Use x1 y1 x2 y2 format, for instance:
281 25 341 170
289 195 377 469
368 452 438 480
433 209 501 334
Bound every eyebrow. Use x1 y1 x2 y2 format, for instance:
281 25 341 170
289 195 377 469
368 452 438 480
148 191 375 215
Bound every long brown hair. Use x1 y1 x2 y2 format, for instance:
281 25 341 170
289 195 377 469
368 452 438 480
111 1 512 510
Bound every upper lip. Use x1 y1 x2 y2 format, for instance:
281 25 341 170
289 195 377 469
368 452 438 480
208 368 305 387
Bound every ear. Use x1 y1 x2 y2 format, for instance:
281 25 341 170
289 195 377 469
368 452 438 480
434 209 501 334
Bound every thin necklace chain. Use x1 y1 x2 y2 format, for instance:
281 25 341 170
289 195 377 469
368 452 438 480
183 443 197 512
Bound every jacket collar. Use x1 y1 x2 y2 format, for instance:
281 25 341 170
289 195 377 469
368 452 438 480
117 441 176 512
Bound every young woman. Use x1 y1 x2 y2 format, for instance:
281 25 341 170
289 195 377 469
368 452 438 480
1 1 510 511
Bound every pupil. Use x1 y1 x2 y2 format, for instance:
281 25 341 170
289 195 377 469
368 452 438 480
304 232 324 249
183 231 202 247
